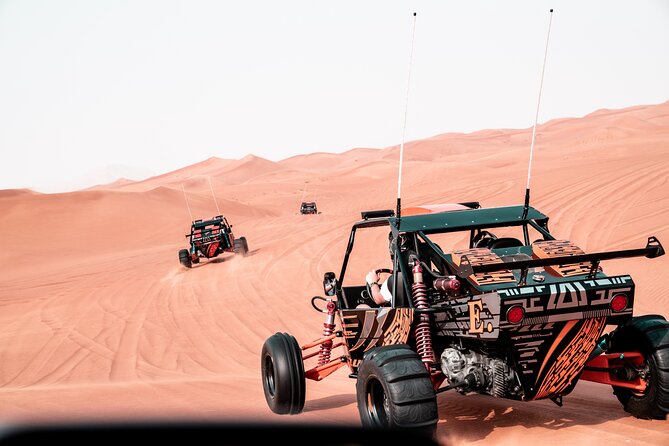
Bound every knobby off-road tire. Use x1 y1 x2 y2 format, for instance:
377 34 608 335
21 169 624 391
608 314 669 419
234 237 249 256
356 345 438 435
261 332 306 415
178 249 192 268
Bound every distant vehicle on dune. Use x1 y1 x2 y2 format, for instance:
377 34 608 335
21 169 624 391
300 202 318 215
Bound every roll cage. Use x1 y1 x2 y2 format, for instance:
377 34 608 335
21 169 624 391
333 205 664 310
186 215 233 248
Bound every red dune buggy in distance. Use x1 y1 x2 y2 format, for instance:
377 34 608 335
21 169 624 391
178 215 248 268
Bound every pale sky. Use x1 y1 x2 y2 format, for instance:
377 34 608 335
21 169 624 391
1 0 668 192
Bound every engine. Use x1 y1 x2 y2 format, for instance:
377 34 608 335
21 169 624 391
440 347 521 398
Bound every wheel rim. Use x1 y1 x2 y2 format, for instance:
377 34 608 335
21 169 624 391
263 355 276 398
613 352 652 398
366 378 390 426
633 357 652 397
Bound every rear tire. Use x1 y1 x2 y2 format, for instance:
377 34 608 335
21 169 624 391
178 249 192 268
234 237 249 256
608 314 669 419
261 332 306 415
356 345 438 435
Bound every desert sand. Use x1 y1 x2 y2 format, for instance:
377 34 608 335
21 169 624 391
1 101 668 445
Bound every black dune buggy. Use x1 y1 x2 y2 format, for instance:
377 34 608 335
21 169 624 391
178 215 248 268
261 202 667 433
300 202 318 215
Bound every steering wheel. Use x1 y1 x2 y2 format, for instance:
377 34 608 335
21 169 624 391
361 268 393 306
472 230 498 248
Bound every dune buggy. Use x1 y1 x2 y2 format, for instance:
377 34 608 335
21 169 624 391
300 202 318 215
178 215 248 268
261 202 667 433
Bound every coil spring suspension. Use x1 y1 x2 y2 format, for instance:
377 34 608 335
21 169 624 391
318 300 337 365
412 263 435 365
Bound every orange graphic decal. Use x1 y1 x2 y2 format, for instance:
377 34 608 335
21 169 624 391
381 308 413 346
533 317 606 400
452 248 516 285
468 300 494 334
532 240 591 277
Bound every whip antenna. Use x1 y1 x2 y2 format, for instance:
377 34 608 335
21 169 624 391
181 183 194 222
396 12 417 221
207 176 222 215
524 8 554 217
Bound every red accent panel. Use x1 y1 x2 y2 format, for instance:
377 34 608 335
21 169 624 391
207 242 219 257
304 360 346 381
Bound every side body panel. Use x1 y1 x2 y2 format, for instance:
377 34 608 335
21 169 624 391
339 307 414 372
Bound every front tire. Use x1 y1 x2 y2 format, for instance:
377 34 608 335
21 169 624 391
356 345 438 434
178 249 192 268
261 332 306 415
608 314 669 419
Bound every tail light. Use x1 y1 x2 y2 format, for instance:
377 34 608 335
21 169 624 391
506 305 526 324
610 293 629 313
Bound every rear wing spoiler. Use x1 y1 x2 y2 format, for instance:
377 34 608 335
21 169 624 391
456 236 664 280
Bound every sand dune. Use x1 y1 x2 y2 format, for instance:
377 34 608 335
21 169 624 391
105 155 293 194
1 100 668 444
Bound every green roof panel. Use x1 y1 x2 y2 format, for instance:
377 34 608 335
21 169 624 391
393 205 548 233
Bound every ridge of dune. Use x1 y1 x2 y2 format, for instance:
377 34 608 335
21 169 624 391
149 156 235 180
29 100 664 197
85 177 137 191
582 98 669 119
110 154 295 193
227 154 290 177
106 156 235 192
0 188 39 198
278 147 383 173
277 100 669 174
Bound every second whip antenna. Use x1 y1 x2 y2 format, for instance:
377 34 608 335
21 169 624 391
396 12 418 222
524 8 554 217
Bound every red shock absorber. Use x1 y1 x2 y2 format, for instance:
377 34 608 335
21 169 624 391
433 277 460 294
318 300 337 365
412 262 436 367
